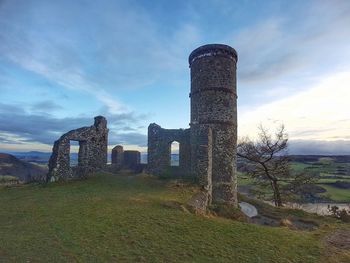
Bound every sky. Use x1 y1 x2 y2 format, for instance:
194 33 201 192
0 0 350 155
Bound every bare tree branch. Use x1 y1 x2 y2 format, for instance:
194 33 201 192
237 124 312 207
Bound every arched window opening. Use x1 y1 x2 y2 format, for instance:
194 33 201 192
70 140 79 167
170 141 179 166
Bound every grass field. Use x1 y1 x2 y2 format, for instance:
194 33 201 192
241 159 350 202
290 158 350 177
1 172 349 262
290 162 312 172
317 178 350 183
319 184 350 202
291 159 350 202
0 175 17 180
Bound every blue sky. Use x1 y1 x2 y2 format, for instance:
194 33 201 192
0 0 350 154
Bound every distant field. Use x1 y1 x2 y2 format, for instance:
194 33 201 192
319 184 350 202
291 157 350 202
290 162 311 172
1 173 348 262
239 156 350 203
0 175 18 182
317 178 350 183
237 172 254 186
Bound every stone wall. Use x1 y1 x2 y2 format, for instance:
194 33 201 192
147 44 238 207
111 145 124 166
111 146 141 171
123 150 141 169
147 123 191 175
47 116 108 182
189 44 238 206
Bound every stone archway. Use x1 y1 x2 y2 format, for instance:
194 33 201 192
147 123 191 176
170 141 180 166
47 116 108 182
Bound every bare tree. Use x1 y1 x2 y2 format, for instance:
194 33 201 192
237 124 289 207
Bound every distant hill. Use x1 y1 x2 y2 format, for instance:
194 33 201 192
11 151 78 164
11 151 140 165
288 155 350 163
0 153 47 182
13 151 55 164
7 151 350 167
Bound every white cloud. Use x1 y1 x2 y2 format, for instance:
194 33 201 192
239 71 350 141
0 0 202 114
226 0 350 110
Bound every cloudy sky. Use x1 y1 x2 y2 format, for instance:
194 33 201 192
0 0 349 155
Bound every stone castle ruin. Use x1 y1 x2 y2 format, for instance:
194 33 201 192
148 125 191 175
148 44 238 206
47 116 108 182
47 43 238 208
111 145 141 170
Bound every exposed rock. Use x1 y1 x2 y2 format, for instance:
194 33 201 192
239 202 258 218
47 116 108 182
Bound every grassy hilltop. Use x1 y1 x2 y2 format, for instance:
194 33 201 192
0 172 349 262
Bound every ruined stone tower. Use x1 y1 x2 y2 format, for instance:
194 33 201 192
189 44 238 206
148 44 238 207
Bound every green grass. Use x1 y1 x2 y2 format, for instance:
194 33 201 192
291 160 350 202
291 159 350 177
0 175 18 182
318 157 334 164
317 178 350 183
0 172 344 262
290 162 313 172
318 184 350 202
237 173 254 186
240 160 350 203
319 172 350 178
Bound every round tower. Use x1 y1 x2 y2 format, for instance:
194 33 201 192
189 44 238 206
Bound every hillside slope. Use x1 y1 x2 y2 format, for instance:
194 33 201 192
0 153 47 182
0 173 349 262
